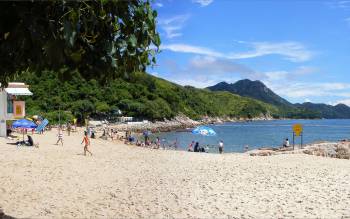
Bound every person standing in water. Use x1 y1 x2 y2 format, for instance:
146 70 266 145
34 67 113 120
55 127 63 146
81 131 92 156
219 140 224 154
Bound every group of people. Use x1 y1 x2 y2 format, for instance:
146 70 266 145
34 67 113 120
54 124 92 156
188 140 224 154
134 137 161 149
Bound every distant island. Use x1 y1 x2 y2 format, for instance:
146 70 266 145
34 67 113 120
207 79 350 119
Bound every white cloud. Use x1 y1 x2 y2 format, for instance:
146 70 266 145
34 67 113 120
158 14 190 39
162 44 223 57
262 66 317 82
292 66 317 75
269 82 350 99
159 56 254 88
155 2 163 8
328 0 350 9
162 41 313 62
230 41 313 62
264 71 289 81
193 0 214 7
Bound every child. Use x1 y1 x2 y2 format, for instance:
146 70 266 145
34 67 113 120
55 127 63 146
81 131 92 156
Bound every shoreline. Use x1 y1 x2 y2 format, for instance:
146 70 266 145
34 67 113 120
91 114 276 133
89 123 350 159
91 116 340 134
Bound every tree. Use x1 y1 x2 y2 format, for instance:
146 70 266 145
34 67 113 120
0 0 160 86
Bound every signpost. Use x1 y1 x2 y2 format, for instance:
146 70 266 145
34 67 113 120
292 124 303 150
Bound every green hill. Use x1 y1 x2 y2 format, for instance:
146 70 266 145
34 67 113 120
207 80 293 107
207 80 321 119
208 79 350 119
17 70 279 124
295 103 350 119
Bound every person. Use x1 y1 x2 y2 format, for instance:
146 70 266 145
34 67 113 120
87 126 92 137
244 145 249 152
128 135 135 143
156 137 160 149
67 123 71 136
27 135 34 146
81 131 92 156
136 140 141 146
143 130 149 143
219 140 224 154
283 138 290 147
194 142 199 152
109 128 114 140
205 144 210 153
188 141 194 152
173 138 178 150
55 127 63 146
162 138 166 149
73 118 77 131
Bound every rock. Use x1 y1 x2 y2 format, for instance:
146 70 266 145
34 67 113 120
249 149 275 156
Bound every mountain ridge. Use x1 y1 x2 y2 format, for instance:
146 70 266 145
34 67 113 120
207 79 350 119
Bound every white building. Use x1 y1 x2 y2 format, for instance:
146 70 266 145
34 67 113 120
0 82 32 137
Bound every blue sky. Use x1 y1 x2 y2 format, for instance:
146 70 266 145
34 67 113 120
148 0 350 105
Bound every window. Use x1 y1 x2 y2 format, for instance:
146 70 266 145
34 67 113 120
7 94 13 114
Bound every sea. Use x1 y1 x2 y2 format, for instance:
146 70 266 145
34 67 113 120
156 119 350 153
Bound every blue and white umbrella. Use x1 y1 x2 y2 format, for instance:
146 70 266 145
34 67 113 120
12 119 37 141
12 119 37 129
192 126 216 136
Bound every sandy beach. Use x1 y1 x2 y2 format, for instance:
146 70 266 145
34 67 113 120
0 129 350 218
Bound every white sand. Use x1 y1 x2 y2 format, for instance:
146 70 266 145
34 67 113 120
0 129 350 218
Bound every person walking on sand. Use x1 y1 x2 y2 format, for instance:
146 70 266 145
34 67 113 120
67 122 71 136
81 131 92 156
55 127 64 146
219 140 224 154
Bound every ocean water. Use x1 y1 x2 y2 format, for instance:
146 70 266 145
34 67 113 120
155 119 350 153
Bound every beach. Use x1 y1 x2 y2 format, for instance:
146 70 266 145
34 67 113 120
0 129 350 218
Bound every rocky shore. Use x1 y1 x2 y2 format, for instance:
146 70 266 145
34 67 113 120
106 115 201 133
90 114 274 133
248 140 350 160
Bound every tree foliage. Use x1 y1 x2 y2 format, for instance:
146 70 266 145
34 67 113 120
17 70 279 124
0 0 160 85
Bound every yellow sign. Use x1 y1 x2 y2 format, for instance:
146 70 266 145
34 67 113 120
13 101 25 118
293 124 303 136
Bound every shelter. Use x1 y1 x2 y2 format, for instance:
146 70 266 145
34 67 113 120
0 82 32 137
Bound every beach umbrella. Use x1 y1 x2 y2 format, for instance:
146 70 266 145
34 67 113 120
12 119 37 129
12 119 37 140
191 126 217 152
192 126 216 136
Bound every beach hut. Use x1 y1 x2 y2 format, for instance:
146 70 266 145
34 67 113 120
0 82 33 137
